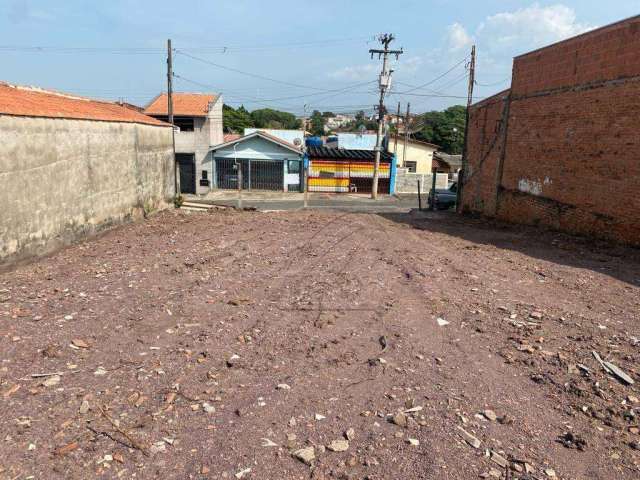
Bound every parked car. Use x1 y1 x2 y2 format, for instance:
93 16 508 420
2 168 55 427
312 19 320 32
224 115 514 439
429 182 457 210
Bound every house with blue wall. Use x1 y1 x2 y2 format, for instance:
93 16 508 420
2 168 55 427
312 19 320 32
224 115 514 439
209 130 303 192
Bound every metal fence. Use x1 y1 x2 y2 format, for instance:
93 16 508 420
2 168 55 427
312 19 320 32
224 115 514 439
215 158 284 191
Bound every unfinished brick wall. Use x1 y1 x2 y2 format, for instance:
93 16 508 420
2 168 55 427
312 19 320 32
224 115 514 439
462 16 640 245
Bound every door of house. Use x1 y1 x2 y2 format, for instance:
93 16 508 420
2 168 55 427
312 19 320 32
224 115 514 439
176 154 196 194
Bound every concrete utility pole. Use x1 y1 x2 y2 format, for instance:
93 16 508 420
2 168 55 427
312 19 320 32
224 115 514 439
393 101 400 156
167 39 178 195
369 34 403 199
402 102 410 166
457 45 476 212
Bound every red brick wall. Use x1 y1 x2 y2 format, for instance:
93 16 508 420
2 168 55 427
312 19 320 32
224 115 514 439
461 91 510 216
462 16 640 245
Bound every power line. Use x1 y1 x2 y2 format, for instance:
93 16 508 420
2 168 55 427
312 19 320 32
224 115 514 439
0 36 374 55
397 56 469 94
176 50 363 92
173 73 377 110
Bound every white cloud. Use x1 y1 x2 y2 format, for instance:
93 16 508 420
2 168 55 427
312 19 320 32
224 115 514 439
328 64 377 80
447 22 473 51
477 3 594 51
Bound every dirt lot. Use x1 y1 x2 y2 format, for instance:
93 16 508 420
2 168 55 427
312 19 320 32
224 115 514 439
1 208 639 479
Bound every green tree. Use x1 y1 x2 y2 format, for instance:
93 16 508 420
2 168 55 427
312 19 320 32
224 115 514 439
250 108 301 130
309 110 325 136
414 105 466 154
223 104 254 133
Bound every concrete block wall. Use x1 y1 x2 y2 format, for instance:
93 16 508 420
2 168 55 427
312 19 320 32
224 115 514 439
462 16 640 245
395 169 448 194
0 116 174 266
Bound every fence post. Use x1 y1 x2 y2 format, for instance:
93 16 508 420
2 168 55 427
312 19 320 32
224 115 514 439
237 162 243 210
430 170 437 211
417 179 422 210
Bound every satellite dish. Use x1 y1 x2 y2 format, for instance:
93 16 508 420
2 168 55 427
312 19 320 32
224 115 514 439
293 138 302 146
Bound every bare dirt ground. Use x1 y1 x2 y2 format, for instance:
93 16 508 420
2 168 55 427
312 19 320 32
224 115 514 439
1 208 639 480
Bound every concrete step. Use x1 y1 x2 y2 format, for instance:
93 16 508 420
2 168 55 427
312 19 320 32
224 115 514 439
181 202 214 210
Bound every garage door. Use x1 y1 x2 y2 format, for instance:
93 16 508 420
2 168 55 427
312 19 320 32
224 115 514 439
216 158 284 191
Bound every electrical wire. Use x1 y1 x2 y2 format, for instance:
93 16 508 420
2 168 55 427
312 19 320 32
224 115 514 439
397 56 469 94
176 50 373 93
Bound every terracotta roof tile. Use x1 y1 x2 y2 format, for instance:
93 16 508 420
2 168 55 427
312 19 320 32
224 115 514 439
0 82 169 126
144 93 219 117
223 133 242 143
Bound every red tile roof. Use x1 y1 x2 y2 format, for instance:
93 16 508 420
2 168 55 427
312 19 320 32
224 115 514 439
144 93 219 117
223 133 242 143
0 82 169 126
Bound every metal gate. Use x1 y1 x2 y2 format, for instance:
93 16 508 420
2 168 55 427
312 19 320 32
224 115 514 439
176 154 196 194
215 158 283 191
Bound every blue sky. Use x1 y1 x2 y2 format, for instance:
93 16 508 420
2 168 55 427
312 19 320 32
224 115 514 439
1 0 638 115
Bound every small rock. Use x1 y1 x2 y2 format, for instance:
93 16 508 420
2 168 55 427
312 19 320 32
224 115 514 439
226 354 240 368
288 417 297 427
261 438 278 447
94 367 107 376
327 439 349 452
392 412 408 428
79 400 90 414
293 446 315 465
314 413 326 421
407 438 419 446
627 395 639 404
150 441 166 454
201 466 210 474
345 428 355 441
203 402 216 414
544 468 556 478
457 426 481 449
71 339 89 349
42 375 61 387
530 311 543 320
235 467 251 478
483 410 497 422
277 383 291 390
436 317 450 327
490 451 508 468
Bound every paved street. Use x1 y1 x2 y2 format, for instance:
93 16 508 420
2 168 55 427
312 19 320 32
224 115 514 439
185 192 426 213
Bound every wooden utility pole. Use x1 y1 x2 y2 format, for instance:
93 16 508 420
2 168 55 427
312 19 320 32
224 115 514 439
457 45 476 212
167 39 178 195
402 102 410 166
369 34 403 199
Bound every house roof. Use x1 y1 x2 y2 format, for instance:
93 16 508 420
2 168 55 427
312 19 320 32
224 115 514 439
307 146 394 162
211 130 302 153
223 133 242 143
390 134 440 150
434 152 463 169
144 92 219 117
0 82 169 126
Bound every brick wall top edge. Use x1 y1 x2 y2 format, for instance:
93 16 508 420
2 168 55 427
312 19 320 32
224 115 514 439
514 15 640 61
471 89 511 111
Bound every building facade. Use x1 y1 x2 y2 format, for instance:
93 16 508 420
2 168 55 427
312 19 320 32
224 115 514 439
389 135 439 174
210 130 303 192
144 93 224 195
461 15 640 245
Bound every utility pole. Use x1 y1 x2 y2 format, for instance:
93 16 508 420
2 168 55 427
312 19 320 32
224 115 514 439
457 45 476 212
369 34 403 199
393 102 400 157
403 102 410 166
167 39 178 196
